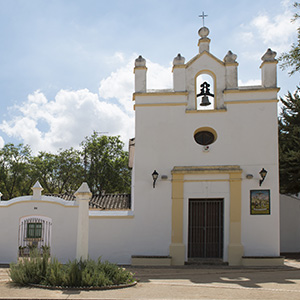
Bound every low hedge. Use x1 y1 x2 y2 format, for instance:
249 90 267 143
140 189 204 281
10 250 135 288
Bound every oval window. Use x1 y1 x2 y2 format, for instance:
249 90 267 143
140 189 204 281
194 127 217 146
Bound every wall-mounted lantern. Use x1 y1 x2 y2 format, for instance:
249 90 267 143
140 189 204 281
259 168 268 186
152 170 159 188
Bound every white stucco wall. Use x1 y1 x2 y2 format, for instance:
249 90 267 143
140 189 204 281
0 196 78 263
133 49 280 262
280 194 300 253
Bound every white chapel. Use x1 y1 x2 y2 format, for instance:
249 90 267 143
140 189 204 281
131 25 281 266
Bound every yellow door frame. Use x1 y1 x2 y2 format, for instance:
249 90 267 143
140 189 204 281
169 165 243 266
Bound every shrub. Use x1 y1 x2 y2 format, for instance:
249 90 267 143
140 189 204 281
10 249 49 285
10 251 135 288
44 258 66 287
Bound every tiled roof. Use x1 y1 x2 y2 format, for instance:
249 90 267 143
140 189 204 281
45 193 131 210
89 194 131 210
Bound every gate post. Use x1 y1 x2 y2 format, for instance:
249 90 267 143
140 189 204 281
75 182 92 261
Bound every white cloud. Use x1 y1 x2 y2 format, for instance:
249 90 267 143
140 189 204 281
0 53 172 154
239 1 300 53
238 79 261 86
99 57 135 113
99 55 172 112
0 89 134 154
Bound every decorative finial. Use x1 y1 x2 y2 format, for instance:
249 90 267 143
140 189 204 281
199 11 208 27
261 48 277 62
31 181 43 200
135 55 146 67
224 50 237 63
173 53 185 66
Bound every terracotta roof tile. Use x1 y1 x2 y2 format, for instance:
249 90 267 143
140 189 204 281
45 193 131 210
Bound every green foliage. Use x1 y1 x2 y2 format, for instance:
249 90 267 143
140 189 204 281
279 88 300 193
279 2 300 76
10 251 135 288
10 249 49 285
0 143 32 199
30 148 84 194
0 133 131 199
45 258 66 287
81 131 131 194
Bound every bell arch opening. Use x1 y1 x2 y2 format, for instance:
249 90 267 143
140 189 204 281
195 73 215 110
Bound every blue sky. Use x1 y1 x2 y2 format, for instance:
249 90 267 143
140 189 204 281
0 0 299 153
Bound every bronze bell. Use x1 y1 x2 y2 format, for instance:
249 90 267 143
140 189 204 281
197 81 214 107
200 95 211 106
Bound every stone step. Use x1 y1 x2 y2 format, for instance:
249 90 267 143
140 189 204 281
186 258 228 266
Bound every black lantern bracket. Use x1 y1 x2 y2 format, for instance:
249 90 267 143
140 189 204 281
259 168 268 186
152 170 159 188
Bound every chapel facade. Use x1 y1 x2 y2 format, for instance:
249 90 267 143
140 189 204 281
132 26 281 266
0 26 282 267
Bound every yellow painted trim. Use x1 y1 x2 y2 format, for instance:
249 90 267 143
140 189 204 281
224 88 280 94
172 65 186 72
197 37 210 46
260 60 278 69
89 215 134 219
19 214 52 221
131 257 171 266
185 51 224 68
134 103 187 109
170 165 243 266
225 99 278 105
186 108 227 113
133 66 147 74
242 256 284 266
133 91 188 101
224 62 239 67
172 165 242 175
184 179 228 183
0 200 77 208
194 69 217 110
171 173 184 245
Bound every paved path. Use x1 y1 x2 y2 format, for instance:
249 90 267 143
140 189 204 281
1 259 300 300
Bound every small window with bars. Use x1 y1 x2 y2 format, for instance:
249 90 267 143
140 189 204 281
27 223 42 239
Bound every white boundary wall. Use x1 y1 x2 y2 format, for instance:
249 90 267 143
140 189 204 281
280 194 300 253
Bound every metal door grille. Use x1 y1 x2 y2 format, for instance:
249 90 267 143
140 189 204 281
188 199 223 258
18 217 52 256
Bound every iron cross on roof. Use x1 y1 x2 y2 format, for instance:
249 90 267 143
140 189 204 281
199 11 208 27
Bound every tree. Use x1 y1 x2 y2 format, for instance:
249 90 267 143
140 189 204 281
0 133 131 198
279 88 300 194
81 132 131 194
30 148 84 194
0 143 32 199
279 2 300 75
278 2 300 193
